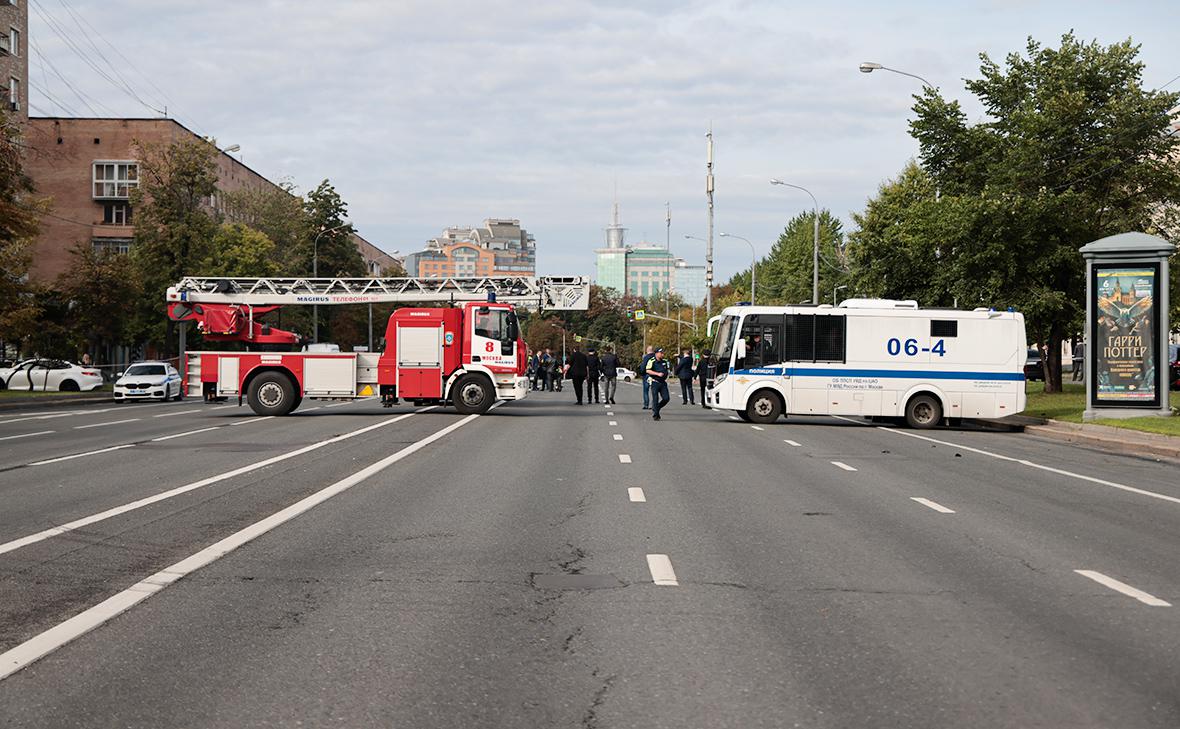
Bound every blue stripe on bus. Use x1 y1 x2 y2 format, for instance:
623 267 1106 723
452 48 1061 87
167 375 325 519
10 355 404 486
729 367 1024 381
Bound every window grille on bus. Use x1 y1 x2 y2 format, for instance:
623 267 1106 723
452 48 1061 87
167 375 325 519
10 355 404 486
931 320 958 337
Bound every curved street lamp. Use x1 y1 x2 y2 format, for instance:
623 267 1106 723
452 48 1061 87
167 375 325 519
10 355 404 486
312 222 350 343
858 61 934 89
769 179 820 305
719 233 756 305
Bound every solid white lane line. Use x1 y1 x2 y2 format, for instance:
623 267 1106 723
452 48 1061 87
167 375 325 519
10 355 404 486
73 418 140 430
150 427 220 442
0 410 486 682
647 554 679 586
618 454 632 464
728 416 739 421
831 461 858 472
301 407 322 412
1 409 435 557
751 425 764 431
1074 570 1171 607
784 439 802 447
613 434 623 441
883 428 1180 507
608 421 617 426
152 408 205 418
628 487 646 502
229 416 275 426
911 497 955 514
211 404 238 410
30 445 136 466
0 430 54 442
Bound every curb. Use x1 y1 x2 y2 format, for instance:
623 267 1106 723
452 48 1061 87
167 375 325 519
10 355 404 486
973 415 1180 463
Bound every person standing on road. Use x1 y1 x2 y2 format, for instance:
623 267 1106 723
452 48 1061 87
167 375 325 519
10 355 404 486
646 348 671 421
600 346 620 404
540 348 555 391
565 345 589 405
527 351 539 391
586 347 602 404
698 348 712 408
639 345 655 410
675 348 696 405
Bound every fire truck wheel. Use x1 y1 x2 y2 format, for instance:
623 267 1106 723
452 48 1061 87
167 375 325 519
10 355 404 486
247 371 297 416
452 374 494 415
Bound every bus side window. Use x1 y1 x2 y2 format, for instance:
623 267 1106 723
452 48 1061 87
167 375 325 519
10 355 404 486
739 317 780 368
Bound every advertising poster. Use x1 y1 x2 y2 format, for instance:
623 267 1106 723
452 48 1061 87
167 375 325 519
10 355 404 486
1093 266 1158 405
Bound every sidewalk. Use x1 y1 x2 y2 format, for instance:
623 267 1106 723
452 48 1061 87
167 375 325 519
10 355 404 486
978 414 1180 463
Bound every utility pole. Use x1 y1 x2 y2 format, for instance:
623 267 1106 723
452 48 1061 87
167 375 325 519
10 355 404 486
705 130 715 318
665 202 671 317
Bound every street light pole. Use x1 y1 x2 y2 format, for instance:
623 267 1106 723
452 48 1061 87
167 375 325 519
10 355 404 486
833 284 848 305
719 233 755 305
769 179 820 306
858 62 934 89
312 222 349 344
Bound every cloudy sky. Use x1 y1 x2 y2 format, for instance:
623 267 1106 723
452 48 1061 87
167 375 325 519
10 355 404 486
27 0 1180 282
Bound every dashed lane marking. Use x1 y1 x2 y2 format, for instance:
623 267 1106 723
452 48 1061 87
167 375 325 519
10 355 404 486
607 412 614 416
73 418 139 430
911 497 955 514
0 409 488 682
784 439 802 447
608 421 618 426
211 404 238 410
647 554 679 586
629 487 646 502
728 416 740 421
751 425 764 431
1074 570 1171 607
613 434 623 441
831 461 857 472
618 454 632 464
150 427 219 442
30 445 136 466
0 430 54 442
229 416 275 426
152 408 204 418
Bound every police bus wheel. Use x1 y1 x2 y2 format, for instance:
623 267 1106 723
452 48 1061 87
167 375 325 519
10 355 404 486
745 390 782 424
905 394 942 429
247 372 297 416
453 374 493 415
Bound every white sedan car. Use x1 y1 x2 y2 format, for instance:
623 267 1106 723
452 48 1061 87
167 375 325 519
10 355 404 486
0 359 105 391
114 362 185 402
615 367 637 382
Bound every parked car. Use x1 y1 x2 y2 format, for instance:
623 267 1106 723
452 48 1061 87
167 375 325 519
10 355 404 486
615 367 636 382
1023 348 1044 382
1170 343 1179 391
113 362 184 402
0 359 105 391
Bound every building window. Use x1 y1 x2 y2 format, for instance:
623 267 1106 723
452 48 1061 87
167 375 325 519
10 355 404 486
7 76 17 111
9 27 18 57
92 238 131 255
93 161 139 199
102 202 132 226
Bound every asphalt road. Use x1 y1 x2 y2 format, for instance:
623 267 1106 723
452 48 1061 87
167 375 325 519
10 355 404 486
1 384 1179 727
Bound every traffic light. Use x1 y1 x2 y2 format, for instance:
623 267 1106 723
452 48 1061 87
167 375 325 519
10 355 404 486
625 305 633 320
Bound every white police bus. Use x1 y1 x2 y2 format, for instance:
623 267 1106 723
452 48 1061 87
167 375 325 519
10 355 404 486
705 299 1027 428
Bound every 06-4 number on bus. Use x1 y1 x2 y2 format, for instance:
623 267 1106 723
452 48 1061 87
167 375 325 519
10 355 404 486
886 337 946 357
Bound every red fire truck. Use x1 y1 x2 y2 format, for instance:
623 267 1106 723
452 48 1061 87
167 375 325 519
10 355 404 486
166 276 590 416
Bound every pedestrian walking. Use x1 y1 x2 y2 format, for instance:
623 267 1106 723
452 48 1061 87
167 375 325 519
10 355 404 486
540 348 555 391
527 351 540 391
675 348 695 405
586 347 601 404
565 345 588 404
600 346 620 404
639 345 655 410
698 348 712 408
646 348 671 421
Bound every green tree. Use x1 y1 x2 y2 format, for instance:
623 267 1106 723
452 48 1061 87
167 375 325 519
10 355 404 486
57 244 143 362
203 222 280 277
732 210 846 306
0 110 44 354
129 137 219 354
907 33 1180 391
302 179 363 278
221 181 310 274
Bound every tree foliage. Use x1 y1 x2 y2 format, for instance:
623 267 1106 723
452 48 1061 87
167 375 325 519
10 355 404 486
729 211 848 306
56 245 142 359
0 110 45 351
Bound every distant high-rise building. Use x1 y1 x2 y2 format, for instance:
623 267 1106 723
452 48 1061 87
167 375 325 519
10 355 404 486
594 203 706 304
404 218 536 278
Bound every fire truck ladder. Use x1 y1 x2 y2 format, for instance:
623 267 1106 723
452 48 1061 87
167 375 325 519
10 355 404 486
167 276 591 310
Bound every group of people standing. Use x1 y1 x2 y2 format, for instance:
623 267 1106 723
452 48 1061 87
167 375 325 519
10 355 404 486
638 346 711 421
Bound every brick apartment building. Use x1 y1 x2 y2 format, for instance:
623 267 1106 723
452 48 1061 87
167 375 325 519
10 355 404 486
0 1 27 125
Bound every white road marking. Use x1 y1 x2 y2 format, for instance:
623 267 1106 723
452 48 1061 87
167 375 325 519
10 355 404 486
831 461 858 472
1 409 436 556
30 444 136 466
1074 570 1171 607
729 415 740 421
608 420 617 426
212 404 238 410
324 401 353 408
751 425 764 431
300 407 322 412
882 428 1180 507
613 434 623 441
604 404 611 409
150 427 220 442
628 487 646 502
618 454 632 463
0 410 486 681
911 497 955 514
784 439 802 447
73 418 139 430
152 408 204 418
0 430 54 442
607 412 614 416
229 416 275 426
647 554 679 586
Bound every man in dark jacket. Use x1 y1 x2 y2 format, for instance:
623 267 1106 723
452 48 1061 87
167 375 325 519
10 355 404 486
698 349 712 408
675 348 696 405
564 346 589 405
646 348 671 420
586 348 602 404
599 347 620 404
539 348 554 391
